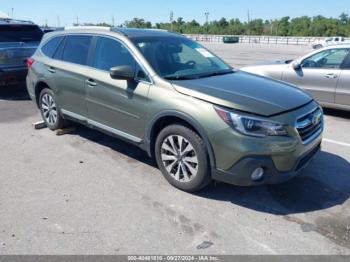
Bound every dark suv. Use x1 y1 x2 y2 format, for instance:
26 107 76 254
0 18 43 87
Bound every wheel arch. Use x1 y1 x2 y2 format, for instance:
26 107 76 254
144 110 216 168
34 80 51 107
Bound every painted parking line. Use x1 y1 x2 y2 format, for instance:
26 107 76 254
323 139 350 148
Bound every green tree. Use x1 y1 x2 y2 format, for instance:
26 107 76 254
278 16 290 36
248 19 264 35
228 18 245 35
116 13 350 37
339 13 349 25
124 18 152 28
289 16 311 36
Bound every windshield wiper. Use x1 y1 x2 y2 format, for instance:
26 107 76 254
164 70 234 80
197 70 234 79
163 75 196 80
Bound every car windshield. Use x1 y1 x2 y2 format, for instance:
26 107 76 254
0 25 43 42
131 36 232 80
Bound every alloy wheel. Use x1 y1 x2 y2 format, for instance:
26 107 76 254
41 93 58 126
161 135 199 182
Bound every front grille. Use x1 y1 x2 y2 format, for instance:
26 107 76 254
296 108 323 143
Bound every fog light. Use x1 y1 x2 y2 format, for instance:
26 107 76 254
251 167 264 181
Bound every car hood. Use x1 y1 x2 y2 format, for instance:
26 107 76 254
171 71 312 116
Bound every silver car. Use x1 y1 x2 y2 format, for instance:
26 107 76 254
241 45 350 111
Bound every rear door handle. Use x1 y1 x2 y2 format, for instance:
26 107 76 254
47 67 56 73
324 73 338 79
86 79 97 87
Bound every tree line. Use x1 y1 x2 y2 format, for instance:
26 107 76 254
89 13 350 37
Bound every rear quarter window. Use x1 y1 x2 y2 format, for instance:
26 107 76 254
341 53 350 69
0 25 43 42
41 36 64 58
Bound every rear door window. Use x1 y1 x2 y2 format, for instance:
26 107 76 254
61 35 92 66
0 25 43 42
41 36 64 58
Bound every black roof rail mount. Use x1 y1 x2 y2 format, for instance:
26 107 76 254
0 18 35 24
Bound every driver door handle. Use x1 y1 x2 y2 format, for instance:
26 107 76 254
47 67 56 73
86 79 97 87
324 73 338 79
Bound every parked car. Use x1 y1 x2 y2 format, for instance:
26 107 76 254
312 37 348 49
241 45 350 111
0 18 43 87
26 28 323 192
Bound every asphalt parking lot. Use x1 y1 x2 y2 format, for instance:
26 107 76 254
1 43 350 255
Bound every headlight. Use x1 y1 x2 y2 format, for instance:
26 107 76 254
215 106 288 137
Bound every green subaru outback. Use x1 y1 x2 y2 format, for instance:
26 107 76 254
26 27 323 192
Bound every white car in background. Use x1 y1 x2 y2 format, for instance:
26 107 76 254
312 37 348 49
241 45 350 111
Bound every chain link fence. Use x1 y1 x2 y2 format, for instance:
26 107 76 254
185 34 350 46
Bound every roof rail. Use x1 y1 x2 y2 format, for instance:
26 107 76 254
0 18 34 24
110 27 128 35
111 27 180 36
63 26 111 31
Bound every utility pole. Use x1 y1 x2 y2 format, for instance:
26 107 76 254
57 16 60 27
247 9 251 36
205 11 209 24
170 10 174 31
11 8 14 18
270 19 273 35
112 15 115 27
205 12 210 40
76 16 79 26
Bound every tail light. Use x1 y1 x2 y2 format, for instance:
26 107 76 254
26 58 35 68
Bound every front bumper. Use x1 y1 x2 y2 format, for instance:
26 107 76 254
0 66 27 86
212 142 321 186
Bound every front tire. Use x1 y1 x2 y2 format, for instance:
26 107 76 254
155 124 211 192
39 88 66 130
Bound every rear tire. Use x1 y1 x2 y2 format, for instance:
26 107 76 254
39 88 66 130
155 124 211 192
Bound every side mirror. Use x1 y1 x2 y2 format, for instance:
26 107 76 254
110 65 135 80
292 61 301 70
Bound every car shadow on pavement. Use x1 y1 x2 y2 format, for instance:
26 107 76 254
323 108 350 119
69 125 157 167
62 122 349 216
197 151 350 215
0 85 30 101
